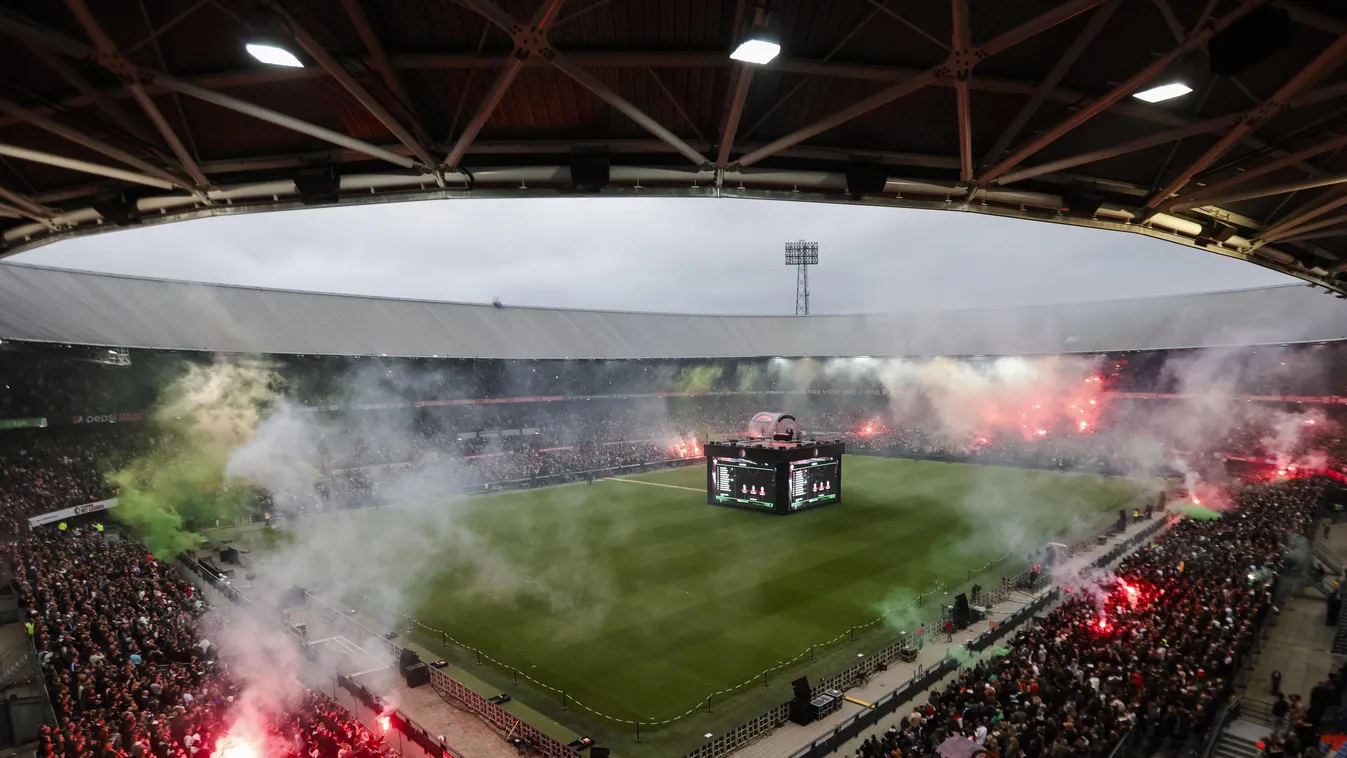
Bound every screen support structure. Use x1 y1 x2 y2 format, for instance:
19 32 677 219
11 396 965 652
784 240 819 316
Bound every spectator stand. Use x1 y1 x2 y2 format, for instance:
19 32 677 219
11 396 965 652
176 544 473 758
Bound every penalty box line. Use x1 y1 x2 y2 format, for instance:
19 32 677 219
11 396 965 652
601 477 703 493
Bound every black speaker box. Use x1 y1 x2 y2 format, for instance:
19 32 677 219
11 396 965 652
789 699 817 726
403 661 430 688
280 585 306 610
570 149 610 189
791 676 811 703
952 592 970 628
846 162 887 195
1209 7 1291 76
1062 188 1105 216
219 547 239 564
399 647 420 670
295 165 340 206
92 195 141 226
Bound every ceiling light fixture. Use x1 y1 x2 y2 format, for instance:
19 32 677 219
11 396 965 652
1132 81 1193 103
731 37 780 65
731 3 780 65
246 43 304 68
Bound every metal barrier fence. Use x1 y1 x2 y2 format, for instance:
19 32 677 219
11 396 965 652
428 666 583 758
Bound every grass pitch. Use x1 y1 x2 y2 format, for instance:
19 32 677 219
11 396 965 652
304 456 1148 729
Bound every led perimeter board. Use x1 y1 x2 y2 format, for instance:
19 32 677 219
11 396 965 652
704 440 845 515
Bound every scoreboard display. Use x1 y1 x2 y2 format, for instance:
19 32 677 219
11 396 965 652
704 439 844 515
710 458 777 509
789 456 840 509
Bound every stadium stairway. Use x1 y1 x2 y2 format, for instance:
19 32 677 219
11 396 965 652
1212 728 1262 758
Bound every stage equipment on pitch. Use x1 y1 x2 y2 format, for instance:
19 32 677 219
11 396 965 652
706 413 843 515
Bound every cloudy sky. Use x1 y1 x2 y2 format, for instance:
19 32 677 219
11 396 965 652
10 197 1293 315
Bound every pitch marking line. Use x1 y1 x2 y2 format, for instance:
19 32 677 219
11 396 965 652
601 477 703 493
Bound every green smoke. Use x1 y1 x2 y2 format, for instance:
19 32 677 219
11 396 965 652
675 364 724 394
736 364 761 392
1177 504 1223 521
950 644 1012 668
108 360 281 558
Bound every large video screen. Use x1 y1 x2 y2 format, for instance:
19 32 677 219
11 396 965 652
711 457 776 508
788 456 839 509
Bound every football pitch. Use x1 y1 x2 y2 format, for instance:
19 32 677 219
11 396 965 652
287 456 1149 729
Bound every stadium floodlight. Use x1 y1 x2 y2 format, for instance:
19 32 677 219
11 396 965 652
1132 82 1193 103
246 43 304 68
730 35 780 65
731 5 780 66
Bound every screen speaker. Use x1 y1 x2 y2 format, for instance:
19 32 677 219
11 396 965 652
1209 7 1291 76
399 647 420 670
93 195 141 227
952 593 970 628
403 661 430 688
791 676 811 703
570 148 610 189
279 585 306 610
295 165 340 206
846 162 887 195
1062 188 1105 216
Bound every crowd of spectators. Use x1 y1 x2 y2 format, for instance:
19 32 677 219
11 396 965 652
2 390 1347 522
13 530 398 758
856 479 1333 758
0 430 137 538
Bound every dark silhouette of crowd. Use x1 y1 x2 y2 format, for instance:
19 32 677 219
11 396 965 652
855 479 1326 758
12 531 398 758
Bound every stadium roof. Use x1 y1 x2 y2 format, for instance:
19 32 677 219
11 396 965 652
0 263 1343 358
2 2 1347 292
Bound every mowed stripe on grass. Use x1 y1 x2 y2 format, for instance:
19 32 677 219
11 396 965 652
368 457 1146 723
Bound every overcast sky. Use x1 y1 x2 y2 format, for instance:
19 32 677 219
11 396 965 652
9 197 1294 315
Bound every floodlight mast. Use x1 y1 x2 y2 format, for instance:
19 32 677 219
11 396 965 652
784 240 819 315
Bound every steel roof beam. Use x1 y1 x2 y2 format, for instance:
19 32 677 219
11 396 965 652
1273 1 1346 36
951 0 973 182
24 43 152 145
443 0 570 168
1162 132 1347 211
1265 212 1347 242
716 66 753 170
1172 170 1347 211
1275 223 1347 245
0 96 188 189
151 74 416 170
0 183 52 220
61 0 209 188
995 112 1243 185
1146 28 1347 208
452 0 708 169
1259 192 1347 241
269 1 437 170
549 55 710 168
979 0 1269 186
0 141 177 189
340 0 419 119
0 10 419 172
732 0 1112 170
981 0 1120 170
